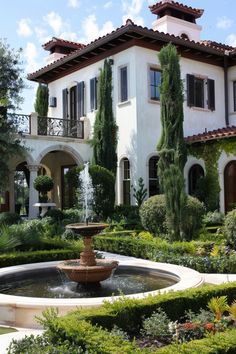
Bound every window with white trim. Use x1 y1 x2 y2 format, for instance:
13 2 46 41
150 68 161 101
119 66 128 102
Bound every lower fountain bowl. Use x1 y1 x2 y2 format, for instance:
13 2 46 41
57 259 119 283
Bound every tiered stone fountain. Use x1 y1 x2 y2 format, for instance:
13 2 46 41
57 163 118 283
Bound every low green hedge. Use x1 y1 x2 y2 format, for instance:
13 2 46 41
94 236 236 273
0 249 81 268
156 328 236 353
45 282 236 336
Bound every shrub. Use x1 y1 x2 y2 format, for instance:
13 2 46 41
63 208 83 224
225 209 236 247
139 194 166 234
203 210 225 226
141 308 172 340
181 196 205 241
0 212 21 226
44 208 64 222
111 205 141 229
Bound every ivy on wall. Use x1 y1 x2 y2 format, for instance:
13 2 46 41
188 137 236 211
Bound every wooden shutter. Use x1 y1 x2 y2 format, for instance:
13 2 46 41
90 78 97 111
207 79 215 111
62 89 68 119
77 81 85 118
187 74 194 107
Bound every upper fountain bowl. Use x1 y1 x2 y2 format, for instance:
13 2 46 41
66 222 109 237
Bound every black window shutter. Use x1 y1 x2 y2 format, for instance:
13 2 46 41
207 79 215 111
62 88 68 119
187 74 194 107
77 81 85 118
90 78 97 111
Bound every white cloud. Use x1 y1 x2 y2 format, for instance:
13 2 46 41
35 26 51 44
17 18 32 37
43 12 63 34
23 42 39 73
226 34 236 47
147 0 156 5
59 31 78 42
122 0 144 26
216 16 233 29
68 0 80 8
80 14 114 43
104 1 113 9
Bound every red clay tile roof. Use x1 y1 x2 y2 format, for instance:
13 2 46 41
149 1 204 18
185 126 236 143
43 37 85 51
27 20 236 83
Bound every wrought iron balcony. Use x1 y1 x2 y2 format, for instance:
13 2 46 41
13 113 84 139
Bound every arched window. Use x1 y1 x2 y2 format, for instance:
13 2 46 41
122 158 130 205
188 164 204 196
180 33 189 40
224 161 236 212
149 156 160 196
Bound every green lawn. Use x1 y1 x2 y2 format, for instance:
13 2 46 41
0 326 17 335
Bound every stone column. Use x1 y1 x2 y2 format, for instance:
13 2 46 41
30 112 38 135
27 164 40 219
9 170 15 213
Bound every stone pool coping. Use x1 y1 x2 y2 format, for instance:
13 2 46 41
0 252 203 328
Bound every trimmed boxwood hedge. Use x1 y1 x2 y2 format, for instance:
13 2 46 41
0 249 81 267
35 283 236 353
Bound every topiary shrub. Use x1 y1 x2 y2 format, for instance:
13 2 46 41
181 196 205 241
139 194 167 235
33 175 54 202
0 212 21 226
225 209 236 248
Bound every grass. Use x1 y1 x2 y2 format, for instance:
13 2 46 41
0 326 17 335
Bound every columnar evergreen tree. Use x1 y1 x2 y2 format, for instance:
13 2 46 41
34 83 49 135
157 43 187 240
92 59 118 176
0 39 25 189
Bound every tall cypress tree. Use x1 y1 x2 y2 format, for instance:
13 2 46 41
157 43 187 240
92 59 117 176
34 83 49 135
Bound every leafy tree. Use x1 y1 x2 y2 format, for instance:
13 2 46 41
0 39 25 189
92 59 118 176
34 83 49 135
157 43 187 240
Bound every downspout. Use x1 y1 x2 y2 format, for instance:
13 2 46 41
224 52 229 127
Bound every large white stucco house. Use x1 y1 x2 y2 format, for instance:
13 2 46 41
2 0 236 218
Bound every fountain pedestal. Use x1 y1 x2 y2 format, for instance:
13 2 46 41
57 223 118 283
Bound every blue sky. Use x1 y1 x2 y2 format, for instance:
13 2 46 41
1 0 236 114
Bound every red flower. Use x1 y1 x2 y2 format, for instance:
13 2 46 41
204 322 215 332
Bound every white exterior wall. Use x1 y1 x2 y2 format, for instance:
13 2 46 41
152 16 202 42
227 65 236 126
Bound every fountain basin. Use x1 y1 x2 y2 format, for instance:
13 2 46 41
0 253 203 328
57 259 119 283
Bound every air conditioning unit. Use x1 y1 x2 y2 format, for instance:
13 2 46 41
49 97 57 107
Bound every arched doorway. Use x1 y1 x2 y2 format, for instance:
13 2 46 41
188 164 204 196
224 161 236 213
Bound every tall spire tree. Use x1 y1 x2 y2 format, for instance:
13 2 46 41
92 59 117 176
157 43 187 240
34 83 49 135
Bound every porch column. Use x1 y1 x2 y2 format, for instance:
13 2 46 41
9 170 15 213
28 164 39 219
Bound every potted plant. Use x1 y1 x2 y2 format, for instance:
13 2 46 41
33 175 54 202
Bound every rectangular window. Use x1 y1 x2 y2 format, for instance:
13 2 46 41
120 66 128 102
150 68 161 101
90 77 97 111
233 81 236 112
187 74 215 110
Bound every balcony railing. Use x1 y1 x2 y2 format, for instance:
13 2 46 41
13 113 84 139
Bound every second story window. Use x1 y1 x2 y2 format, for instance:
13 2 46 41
90 77 97 111
233 81 236 112
150 68 161 101
187 74 215 111
120 66 128 102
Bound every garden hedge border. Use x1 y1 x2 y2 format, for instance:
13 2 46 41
39 283 236 353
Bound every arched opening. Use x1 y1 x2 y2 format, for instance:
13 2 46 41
121 158 130 205
188 164 204 196
148 156 160 196
224 161 236 213
180 33 189 40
